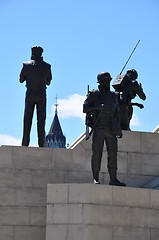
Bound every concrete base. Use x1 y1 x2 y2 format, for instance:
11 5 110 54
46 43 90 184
46 183 159 240
1 130 159 240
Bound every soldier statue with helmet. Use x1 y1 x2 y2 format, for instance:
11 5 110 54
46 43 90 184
83 72 126 186
112 69 146 130
19 46 52 147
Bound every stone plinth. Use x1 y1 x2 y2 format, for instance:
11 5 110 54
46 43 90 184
46 183 159 240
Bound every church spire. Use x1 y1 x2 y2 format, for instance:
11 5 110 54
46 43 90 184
45 96 66 148
54 94 58 114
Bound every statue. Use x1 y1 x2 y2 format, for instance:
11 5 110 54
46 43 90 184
19 46 52 147
83 72 126 186
112 69 146 130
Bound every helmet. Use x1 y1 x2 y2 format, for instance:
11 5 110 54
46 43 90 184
97 72 112 83
126 69 138 80
31 46 43 58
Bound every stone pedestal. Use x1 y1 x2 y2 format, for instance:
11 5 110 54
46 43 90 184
46 183 159 240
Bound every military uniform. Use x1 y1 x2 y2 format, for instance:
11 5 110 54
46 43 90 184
83 72 125 186
113 69 146 130
19 46 52 147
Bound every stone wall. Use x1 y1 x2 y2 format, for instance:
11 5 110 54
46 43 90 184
46 183 159 240
0 130 159 239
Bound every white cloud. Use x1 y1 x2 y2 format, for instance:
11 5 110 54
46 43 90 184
0 134 21 146
52 94 86 120
130 113 141 127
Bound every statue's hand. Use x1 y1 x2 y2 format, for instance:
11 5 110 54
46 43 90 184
137 103 144 109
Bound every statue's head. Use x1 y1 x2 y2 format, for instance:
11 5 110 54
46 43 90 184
126 69 138 80
97 72 112 87
31 46 43 58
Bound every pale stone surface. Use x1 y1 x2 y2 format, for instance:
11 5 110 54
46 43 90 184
0 168 15 187
47 184 68 204
0 186 16 205
46 225 67 240
68 224 112 240
132 207 159 228
13 146 52 170
117 152 128 173
1 129 159 240
150 189 159 208
68 183 112 204
85 149 92 171
46 184 159 240
140 153 159 175
71 143 86 171
0 226 14 240
128 152 143 174
112 186 150 207
68 171 92 183
14 169 32 187
113 226 150 240
15 187 46 206
83 204 131 225
15 226 45 240
32 170 69 186
53 148 72 170
30 207 46 225
141 132 159 154
81 137 92 150
0 206 30 225
118 131 141 152
151 228 159 240
0 146 13 168
47 204 83 224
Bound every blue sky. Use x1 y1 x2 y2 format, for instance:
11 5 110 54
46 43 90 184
0 0 159 147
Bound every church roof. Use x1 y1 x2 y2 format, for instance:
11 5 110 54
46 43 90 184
45 106 66 148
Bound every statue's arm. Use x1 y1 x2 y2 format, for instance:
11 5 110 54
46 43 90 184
46 65 52 86
134 82 146 100
83 91 103 113
19 64 26 83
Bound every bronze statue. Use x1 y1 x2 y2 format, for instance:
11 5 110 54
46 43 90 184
19 46 52 147
112 69 146 130
83 72 126 186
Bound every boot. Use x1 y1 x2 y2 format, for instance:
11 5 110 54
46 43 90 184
109 171 126 187
93 171 100 184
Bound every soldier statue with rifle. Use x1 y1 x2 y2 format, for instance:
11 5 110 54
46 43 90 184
112 40 146 130
83 72 126 186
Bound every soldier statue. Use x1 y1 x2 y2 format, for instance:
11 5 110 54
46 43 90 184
83 72 126 186
19 46 52 147
112 69 146 130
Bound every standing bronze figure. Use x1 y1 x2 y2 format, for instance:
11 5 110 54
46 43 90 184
19 46 52 147
83 72 126 186
112 69 146 130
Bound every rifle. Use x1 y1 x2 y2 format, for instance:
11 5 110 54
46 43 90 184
85 85 104 140
85 85 90 140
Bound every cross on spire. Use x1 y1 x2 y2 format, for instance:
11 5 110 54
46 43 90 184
54 94 58 113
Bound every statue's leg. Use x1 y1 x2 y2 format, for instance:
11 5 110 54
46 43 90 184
22 97 35 146
119 105 129 130
106 135 126 186
36 95 46 147
91 128 105 183
128 105 133 130
106 135 118 173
